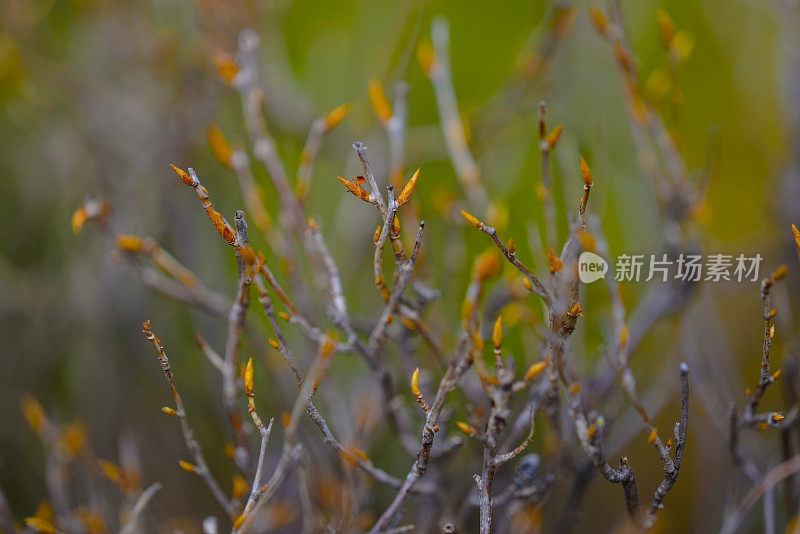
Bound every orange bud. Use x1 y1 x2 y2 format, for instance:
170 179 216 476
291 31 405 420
791 223 800 254
21 394 48 434
278 312 291 321
322 336 336 358
324 102 352 130
397 168 420 205
648 427 658 445
614 46 635 72
773 369 782 380
116 234 144 253
588 7 608 35
522 277 533 291
369 79 392 122
476 250 502 280
268 339 281 350
774 264 789 280
773 413 785 423
587 424 597 440
570 383 581 394
456 421 476 436
179 460 196 473
524 361 548 382
460 210 482 228
411 367 422 398
71 207 87 234
400 317 417 330
619 324 629 348
244 358 254 395
170 164 193 186
656 10 675 47
232 474 248 499
161 406 177 417
492 316 503 349
374 225 382 242
233 515 246 529
547 124 563 149
547 249 563 272
206 125 233 168
580 157 593 187
212 52 238 84
225 444 236 460
99 460 120 482
507 237 516 254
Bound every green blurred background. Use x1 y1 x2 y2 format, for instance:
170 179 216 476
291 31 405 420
1 0 799 532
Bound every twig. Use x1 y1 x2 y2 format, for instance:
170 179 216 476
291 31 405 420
426 18 488 211
141 321 234 517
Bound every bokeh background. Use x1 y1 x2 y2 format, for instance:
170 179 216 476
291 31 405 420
2 0 800 532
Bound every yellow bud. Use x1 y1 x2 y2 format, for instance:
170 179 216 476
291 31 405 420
322 336 336 358
179 460 195 473
770 325 776 339
369 79 392 122
282 412 291 427
397 168 420 205
71 207 87 234
524 361 548 382
206 125 233 168
580 157 593 187
99 460 120 482
324 102 352 130
417 41 435 74
161 406 177 417
492 316 503 349
456 421 476 436
232 475 248 499
791 223 800 254
212 52 238 84
774 265 789 280
233 515 246 529
411 368 421 398
588 6 608 34
773 369 782 381
269 339 281 350
116 234 144 253
476 250 501 280
619 324 629 348
21 394 48 434
656 10 675 46
170 164 193 186
547 249 563 273
244 358 254 395
522 277 533 291
278 312 291 321
507 237 516 254
400 317 417 330
534 182 548 202
546 124 563 149
648 427 658 445
460 209 482 228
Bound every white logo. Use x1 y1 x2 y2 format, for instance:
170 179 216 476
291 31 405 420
579 252 608 283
